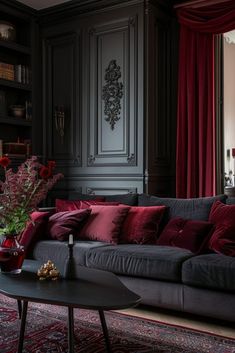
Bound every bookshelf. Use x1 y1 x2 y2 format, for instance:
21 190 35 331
0 10 33 159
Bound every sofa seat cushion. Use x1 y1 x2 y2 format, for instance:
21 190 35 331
31 240 111 272
182 254 235 291
85 244 194 282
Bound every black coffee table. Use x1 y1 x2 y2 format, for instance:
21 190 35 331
0 260 141 353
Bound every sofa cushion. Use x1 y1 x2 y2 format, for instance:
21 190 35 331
79 205 130 244
19 211 50 255
209 201 235 256
85 244 194 282
55 198 107 212
138 194 227 226
182 253 235 291
120 206 166 244
156 218 213 253
104 193 138 206
31 240 111 272
47 209 91 241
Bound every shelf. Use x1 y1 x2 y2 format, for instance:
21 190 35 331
0 78 32 91
0 115 32 127
0 40 31 55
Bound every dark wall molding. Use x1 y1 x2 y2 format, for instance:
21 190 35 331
38 0 144 25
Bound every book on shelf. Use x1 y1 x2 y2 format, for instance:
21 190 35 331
15 64 31 84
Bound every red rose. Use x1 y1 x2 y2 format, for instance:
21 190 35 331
48 160 56 169
39 166 52 180
0 156 11 168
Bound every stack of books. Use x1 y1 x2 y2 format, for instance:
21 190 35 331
0 62 31 84
0 62 14 81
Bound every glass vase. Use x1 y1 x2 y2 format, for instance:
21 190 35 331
0 235 25 274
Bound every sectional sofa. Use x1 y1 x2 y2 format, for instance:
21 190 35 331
28 193 235 323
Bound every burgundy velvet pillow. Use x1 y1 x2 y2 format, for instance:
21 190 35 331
55 198 105 212
47 209 91 241
156 217 213 253
19 211 51 255
79 205 130 244
208 201 235 256
120 206 166 244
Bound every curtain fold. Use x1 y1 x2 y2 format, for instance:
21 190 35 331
176 1 235 198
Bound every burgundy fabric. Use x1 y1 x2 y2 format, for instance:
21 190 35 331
55 198 106 212
47 209 91 241
157 217 213 253
176 1 235 198
209 201 235 256
79 205 130 244
19 212 50 255
120 206 166 244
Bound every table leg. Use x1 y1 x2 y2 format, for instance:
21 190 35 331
17 300 28 353
99 310 112 353
68 306 74 353
17 300 22 319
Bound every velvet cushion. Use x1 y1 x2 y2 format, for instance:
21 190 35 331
120 206 166 244
79 205 130 244
55 198 106 212
156 218 213 253
209 201 235 256
19 211 50 255
47 209 91 241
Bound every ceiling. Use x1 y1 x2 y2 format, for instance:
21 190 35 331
16 0 72 10
16 0 184 10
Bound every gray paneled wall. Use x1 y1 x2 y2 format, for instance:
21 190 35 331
41 0 176 198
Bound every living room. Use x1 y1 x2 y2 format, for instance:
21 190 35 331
0 0 235 352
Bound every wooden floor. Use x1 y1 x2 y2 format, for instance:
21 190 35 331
117 305 235 339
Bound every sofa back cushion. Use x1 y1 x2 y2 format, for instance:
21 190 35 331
156 217 213 253
120 206 166 244
138 194 227 225
209 200 235 256
104 193 138 206
79 205 130 244
55 198 106 212
19 211 51 255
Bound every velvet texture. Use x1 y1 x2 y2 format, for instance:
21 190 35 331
120 206 166 244
157 217 213 253
19 212 50 255
176 1 235 198
209 201 235 256
55 198 105 212
79 205 130 244
47 209 91 241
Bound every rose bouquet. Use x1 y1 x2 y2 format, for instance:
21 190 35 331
0 156 63 237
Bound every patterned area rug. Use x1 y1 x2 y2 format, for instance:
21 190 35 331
0 294 234 353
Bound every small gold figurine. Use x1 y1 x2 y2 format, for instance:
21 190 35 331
37 260 60 280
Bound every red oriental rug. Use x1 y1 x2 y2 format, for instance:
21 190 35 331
0 294 234 353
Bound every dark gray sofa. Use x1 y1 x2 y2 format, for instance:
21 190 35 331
30 193 235 323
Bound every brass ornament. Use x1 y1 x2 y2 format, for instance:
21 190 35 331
37 260 60 281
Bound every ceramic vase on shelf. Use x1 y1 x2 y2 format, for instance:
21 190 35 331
0 235 25 274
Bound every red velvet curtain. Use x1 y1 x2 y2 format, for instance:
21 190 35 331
176 1 235 198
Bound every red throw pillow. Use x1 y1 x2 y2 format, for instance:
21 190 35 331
208 201 235 256
47 209 91 241
120 206 166 244
79 205 130 243
19 211 51 255
156 217 213 253
55 198 105 212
